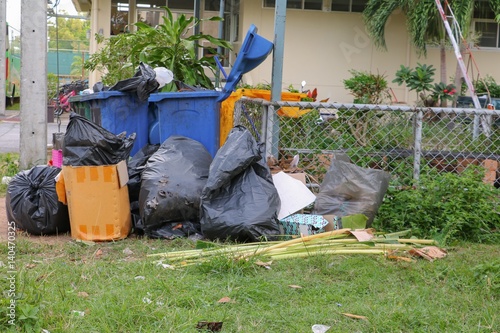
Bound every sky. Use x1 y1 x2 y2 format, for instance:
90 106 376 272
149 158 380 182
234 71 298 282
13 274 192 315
6 0 78 33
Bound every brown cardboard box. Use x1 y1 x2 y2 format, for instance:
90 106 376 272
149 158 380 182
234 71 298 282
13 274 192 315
287 172 307 184
58 160 131 241
482 159 498 185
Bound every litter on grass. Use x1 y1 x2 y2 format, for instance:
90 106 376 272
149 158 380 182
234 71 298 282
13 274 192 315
312 324 331 333
149 228 444 268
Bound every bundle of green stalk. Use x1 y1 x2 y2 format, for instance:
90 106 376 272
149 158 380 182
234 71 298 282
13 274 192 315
148 229 437 267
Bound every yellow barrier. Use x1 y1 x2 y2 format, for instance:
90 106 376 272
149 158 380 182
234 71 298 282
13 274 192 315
220 89 310 145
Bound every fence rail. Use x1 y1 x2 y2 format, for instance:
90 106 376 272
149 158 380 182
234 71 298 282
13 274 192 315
234 98 500 186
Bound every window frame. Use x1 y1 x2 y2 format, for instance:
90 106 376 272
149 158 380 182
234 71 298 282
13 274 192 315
472 1 500 50
263 0 323 11
331 0 368 13
473 18 500 49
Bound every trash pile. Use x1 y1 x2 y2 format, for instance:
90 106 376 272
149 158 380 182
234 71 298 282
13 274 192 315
4 22 420 249
91 63 174 101
6 113 394 243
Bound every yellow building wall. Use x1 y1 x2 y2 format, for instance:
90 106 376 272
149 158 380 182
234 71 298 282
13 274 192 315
237 3 500 104
85 1 500 104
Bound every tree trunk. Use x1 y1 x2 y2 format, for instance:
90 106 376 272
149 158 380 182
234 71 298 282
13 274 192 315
453 44 466 108
440 40 447 107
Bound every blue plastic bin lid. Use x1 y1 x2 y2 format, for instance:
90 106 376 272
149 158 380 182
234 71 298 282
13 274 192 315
217 24 273 102
78 91 132 102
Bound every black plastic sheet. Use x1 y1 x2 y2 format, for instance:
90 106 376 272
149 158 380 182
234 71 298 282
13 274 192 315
200 126 281 242
313 159 391 226
63 113 135 166
109 62 159 101
6 165 70 235
139 136 212 239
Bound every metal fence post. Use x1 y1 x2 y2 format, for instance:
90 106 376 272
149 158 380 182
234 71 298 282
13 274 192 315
265 103 279 158
413 108 423 183
260 102 268 144
473 112 480 139
234 99 242 129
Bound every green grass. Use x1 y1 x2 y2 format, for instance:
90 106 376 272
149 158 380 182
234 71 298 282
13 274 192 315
0 237 498 332
0 153 20 196
6 101 20 111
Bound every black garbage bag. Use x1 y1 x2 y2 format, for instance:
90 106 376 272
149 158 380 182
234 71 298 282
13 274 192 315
200 126 281 242
313 159 391 227
63 113 135 166
92 82 108 93
139 136 212 239
127 144 160 234
109 62 159 101
6 165 70 235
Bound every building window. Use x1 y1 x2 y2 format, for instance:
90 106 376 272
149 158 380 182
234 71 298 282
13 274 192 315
473 0 499 48
168 0 195 10
475 21 499 48
331 0 367 13
263 0 322 10
205 0 240 11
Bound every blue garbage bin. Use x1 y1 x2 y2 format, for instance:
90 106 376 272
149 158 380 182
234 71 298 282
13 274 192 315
77 91 150 156
148 24 273 157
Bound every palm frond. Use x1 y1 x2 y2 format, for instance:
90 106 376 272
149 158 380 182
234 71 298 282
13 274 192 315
363 0 405 50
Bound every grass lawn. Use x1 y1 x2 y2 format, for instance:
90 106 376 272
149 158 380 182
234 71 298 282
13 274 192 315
1 236 498 333
6 101 20 111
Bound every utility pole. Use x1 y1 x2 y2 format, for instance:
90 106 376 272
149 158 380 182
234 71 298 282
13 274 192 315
0 0 6 117
20 0 47 169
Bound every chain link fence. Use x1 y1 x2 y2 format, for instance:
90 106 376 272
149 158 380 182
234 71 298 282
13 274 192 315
234 97 500 187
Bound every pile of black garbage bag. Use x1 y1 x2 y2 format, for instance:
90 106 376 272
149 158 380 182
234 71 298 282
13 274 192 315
5 113 136 236
132 126 282 241
131 125 390 240
5 113 390 241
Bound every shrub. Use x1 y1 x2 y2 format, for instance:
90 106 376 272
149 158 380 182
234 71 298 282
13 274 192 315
374 165 500 245
393 63 456 106
473 75 500 98
84 7 231 89
343 70 390 104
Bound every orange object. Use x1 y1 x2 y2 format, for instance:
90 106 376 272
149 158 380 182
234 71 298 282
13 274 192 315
220 88 310 145
58 161 131 241
220 89 244 146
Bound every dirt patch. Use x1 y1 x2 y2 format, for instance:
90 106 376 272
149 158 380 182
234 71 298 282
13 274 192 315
0 196 72 244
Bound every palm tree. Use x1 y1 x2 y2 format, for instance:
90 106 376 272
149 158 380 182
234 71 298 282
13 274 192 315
363 0 497 106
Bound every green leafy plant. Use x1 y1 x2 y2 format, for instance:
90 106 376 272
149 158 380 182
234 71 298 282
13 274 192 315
393 63 456 107
374 165 500 245
84 7 232 89
0 153 20 196
472 261 500 293
343 70 390 104
430 82 456 105
47 73 59 102
17 303 41 333
473 75 500 98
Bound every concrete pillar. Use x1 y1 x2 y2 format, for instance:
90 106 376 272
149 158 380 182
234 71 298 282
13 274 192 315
89 0 112 87
19 0 47 169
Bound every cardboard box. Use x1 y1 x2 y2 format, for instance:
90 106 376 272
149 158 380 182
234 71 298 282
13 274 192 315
58 160 131 241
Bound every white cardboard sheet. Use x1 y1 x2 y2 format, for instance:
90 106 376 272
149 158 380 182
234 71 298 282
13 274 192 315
272 171 317 220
